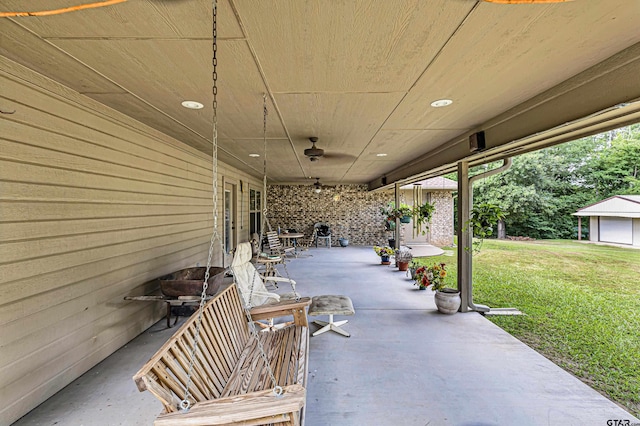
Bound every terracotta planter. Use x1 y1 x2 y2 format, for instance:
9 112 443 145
397 261 409 271
434 288 461 314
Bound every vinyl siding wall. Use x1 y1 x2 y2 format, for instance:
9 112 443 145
0 57 260 424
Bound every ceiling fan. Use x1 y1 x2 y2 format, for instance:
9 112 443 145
303 137 356 163
304 137 324 162
312 178 322 193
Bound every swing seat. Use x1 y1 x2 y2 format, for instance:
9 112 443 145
133 283 311 426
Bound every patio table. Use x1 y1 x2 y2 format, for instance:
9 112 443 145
278 232 304 253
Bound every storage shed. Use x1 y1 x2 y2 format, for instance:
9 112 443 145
574 195 640 247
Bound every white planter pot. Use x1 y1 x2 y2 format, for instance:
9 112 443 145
434 288 461 314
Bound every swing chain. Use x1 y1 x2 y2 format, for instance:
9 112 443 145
180 0 218 412
229 93 281 396
258 96 299 301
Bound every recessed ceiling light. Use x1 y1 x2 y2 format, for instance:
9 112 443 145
376 153 388 157
181 100 204 109
248 153 260 157
430 99 453 108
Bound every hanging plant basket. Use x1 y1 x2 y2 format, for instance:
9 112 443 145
466 203 506 253
400 215 411 223
412 201 435 235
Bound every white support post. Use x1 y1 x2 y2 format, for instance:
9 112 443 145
577 216 582 241
457 161 471 313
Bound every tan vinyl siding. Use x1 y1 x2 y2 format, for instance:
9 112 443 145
0 57 261 424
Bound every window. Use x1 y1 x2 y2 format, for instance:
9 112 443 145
249 188 262 236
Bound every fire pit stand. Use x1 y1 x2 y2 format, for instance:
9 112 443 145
124 267 228 328
124 295 213 328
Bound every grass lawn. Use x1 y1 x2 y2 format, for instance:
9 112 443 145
415 239 640 417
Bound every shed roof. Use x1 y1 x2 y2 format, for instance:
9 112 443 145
401 177 457 191
574 195 640 218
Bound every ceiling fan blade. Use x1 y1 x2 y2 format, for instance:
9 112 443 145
322 153 357 162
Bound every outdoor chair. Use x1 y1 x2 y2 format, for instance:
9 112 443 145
314 222 332 248
295 228 317 256
250 232 261 257
266 230 297 258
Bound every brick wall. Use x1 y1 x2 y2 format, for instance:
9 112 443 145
428 190 455 247
267 185 454 247
267 185 391 246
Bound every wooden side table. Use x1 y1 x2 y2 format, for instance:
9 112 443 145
256 255 283 289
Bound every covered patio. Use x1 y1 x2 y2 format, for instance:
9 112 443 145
2 1 640 424
13 246 638 425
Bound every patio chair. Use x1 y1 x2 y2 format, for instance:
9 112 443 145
266 230 297 258
250 232 261 257
297 228 317 251
314 222 332 248
232 241 309 330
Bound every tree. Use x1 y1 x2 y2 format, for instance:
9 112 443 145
469 125 639 239
588 130 640 198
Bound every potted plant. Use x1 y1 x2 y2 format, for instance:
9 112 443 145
407 260 421 280
466 203 506 253
394 204 413 223
379 202 397 248
394 248 413 271
373 246 394 265
414 263 460 314
412 201 435 235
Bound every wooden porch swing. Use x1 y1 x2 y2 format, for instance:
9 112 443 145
133 2 310 424
133 282 310 426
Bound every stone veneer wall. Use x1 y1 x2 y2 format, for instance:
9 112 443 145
427 190 454 247
267 185 393 246
267 184 454 247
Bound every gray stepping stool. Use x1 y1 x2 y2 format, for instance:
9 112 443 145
308 295 355 337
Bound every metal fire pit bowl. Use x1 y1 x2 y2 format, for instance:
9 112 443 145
158 267 227 298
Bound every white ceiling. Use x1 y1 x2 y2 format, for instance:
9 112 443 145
1 0 639 187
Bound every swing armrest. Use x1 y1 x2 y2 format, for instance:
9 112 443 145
250 297 311 327
154 384 306 426
260 276 297 286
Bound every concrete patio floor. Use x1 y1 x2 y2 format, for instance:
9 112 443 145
13 246 639 425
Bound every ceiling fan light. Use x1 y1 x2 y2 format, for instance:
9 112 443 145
313 178 322 193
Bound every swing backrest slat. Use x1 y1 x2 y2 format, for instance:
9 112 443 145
133 285 250 412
